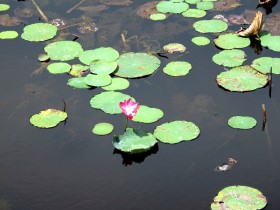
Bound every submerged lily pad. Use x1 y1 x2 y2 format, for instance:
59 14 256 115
251 57 280 74
21 23 57 42
113 128 157 154
101 78 130 91
0 31 18 39
211 185 267 210
182 9 206 18
212 49 246 67
150 13 166 20
90 91 134 114
193 19 228 33
47 62 71 74
114 52 161 78
214 33 250 49
156 1 189 13
44 41 83 61
0 4 10 12
213 0 242 11
228 116 257 129
260 34 280 52
216 65 268 92
133 105 164 123
79 47 119 65
191 36 210 46
92 122 114 135
30 109 67 128
153 121 200 144
67 77 91 89
84 74 112 87
163 61 192 76
38 54 50 62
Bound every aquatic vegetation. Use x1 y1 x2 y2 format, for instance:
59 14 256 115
0 31 18 39
150 13 166 21
119 98 140 120
182 9 206 18
0 4 10 12
260 33 280 52
196 1 214 10
193 19 228 33
236 11 263 37
47 62 71 74
67 77 91 89
132 105 164 123
191 36 210 46
21 23 57 42
84 74 112 87
163 61 192 76
214 33 250 49
163 43 186 53
38 54 50 62
228 116 257 129
69 64 89 77
92 122 114 135
79 47 119 65
101 78 130 91
251 57 280 74
213 0 241 11
156 1 189 14
30 109 67 128
14 7 33 18
0 14 22 26
212 49 246 67
90 60 118 75
136 2 163 19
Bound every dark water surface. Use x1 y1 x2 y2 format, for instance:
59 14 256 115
1 0 280 209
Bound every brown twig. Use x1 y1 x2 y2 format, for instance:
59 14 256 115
269 66 272 98
262 104 267 130
67 0 87 14
31 0 48 22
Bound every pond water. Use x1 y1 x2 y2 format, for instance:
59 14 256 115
1 0 280 209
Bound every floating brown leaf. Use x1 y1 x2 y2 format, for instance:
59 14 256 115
236 11 263 37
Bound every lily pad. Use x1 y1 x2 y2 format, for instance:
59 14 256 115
163 61 192 76
182 9 206 18
163 43 186 53
191 36 210 46
197 1 214 10
156 1 189 13
102 78 130 91
0 31 18 39
44 41 83 61
0 4 10 12
47 62 71 74
185 0 200 3
193 19 228 33
113 128 157 154
30 109 67 128
114 52 161 78
212 49 246 67
251 57 280 74
21 23 57 42
153 120 200 144
38 54 50 62
132 105 164 123
216 65 268 92
260 34 280 52
90 91 134 114
211 185 267 210
150 13 166 20
92 122 114 135
214 33 250 49
228 116 257 129
67 77 91 89
90 60 118 75
79 47 119 65
84 74 112 87
69 64 89 77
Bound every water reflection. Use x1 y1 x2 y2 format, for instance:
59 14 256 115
113 143 159 166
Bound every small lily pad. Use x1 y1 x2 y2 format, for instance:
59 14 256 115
113 128 157 154
84 74 112 87
212 49 246 67
251 57 280 74
182 9 206 18
150 13 166 20
38 54 50 62
216 65 268 92
101 78 130 91
67 77 91 89
156 1 189 13
193 19 228 33
228 116 257 129
185 0 200 4
90 60 118 75
260 34 280 52
211 185 267 209
90 91 135 114
92 122 114 135
196 1 213 10
0 31 18 39
153 120 200 144
0 4 10 12
163 43 186 53
47 62 71 74
69 64 89 77
30 109 67 128
191 36 210 46
133 105 164 123
79 47 119 65
163 61 192 76
21 23 57 42
214 33 250 49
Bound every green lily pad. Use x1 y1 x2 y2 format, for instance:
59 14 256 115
191 36 210 46
193 19 228 33
251 57 280 74
228 116 257 129
90 60 118 75
211 186 267 210
69 64 89 77
132 105 164 123
212 49 246 67
163 43 186 53
185 0 200 4
214 33 250 49
84 74 112 87
150 13 167 20
0 31 18 39
153 120 200 144
113 128 157 154
79 47 119 65
30 109 67 128
44 41 83 61
101 78 130 91
156 1 189 13
216 65 268 92
92 122 114 135
47 62 71 74
182 9 206 18
0 4 10 12
114 52 161 78
38 54 50 62
90 91 134 114
163 61 192 76
67 77 91 89
21 23 57 42
260 34 280 52
196 1 213 10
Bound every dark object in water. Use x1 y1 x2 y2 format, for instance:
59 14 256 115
215 157 237 172
257 0 278 15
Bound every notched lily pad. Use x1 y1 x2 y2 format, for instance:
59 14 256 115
30 109 67 128
21 23 57 42
79 47 119 65
251 57 280 74
228 116 257 129
212 49 246 67
214 33 250 49
163 61 192 76
133 105 164 123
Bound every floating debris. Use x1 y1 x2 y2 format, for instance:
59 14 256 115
50 18 66 27
14 7 33 18
215 157 237 172
236 11 263 37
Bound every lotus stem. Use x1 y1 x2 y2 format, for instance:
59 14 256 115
31 0 48 22
125 117 128 130
262 104 267 130
67 0 87 14
269 66 272 98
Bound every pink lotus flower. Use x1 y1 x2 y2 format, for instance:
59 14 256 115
119 98 140 120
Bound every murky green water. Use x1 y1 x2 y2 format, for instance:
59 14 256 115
1 0 280 209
